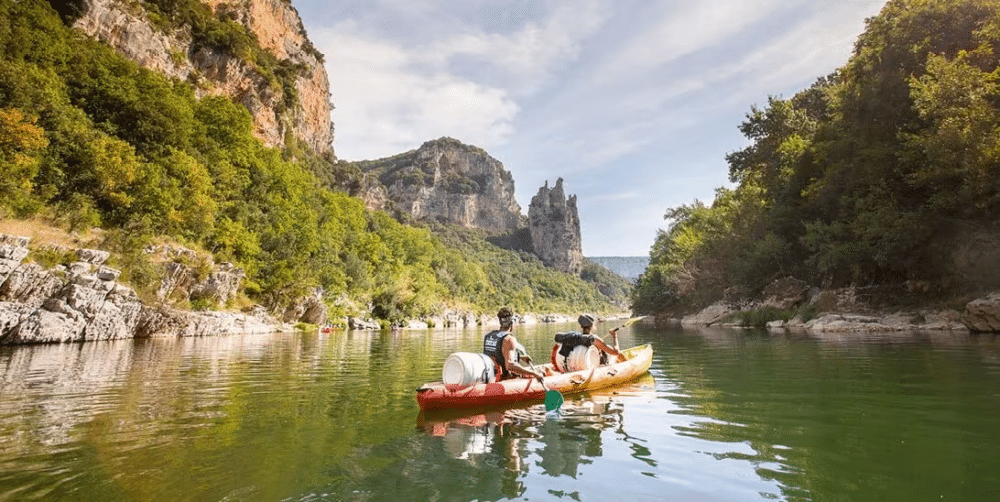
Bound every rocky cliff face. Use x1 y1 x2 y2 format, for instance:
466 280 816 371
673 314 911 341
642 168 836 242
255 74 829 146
360 138 522 231
145 244 246 308
528 178 583 275
0 234 282 345
73 0 333 155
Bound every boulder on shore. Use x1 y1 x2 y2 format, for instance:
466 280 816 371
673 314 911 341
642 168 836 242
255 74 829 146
680 302 734 326
348 317 380 330
962 292 1000 333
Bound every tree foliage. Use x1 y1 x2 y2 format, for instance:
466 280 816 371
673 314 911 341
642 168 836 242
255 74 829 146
634 0 1000 314
0 107 48 213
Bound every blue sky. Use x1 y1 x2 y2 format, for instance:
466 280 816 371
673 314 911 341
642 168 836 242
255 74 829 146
295 0 889 257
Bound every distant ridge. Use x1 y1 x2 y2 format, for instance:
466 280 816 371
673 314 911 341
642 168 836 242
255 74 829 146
588 256 649 280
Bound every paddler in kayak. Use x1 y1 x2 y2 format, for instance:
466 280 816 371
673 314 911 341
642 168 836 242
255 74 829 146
550 314 624 371
579 313 623 362
483 307 547 381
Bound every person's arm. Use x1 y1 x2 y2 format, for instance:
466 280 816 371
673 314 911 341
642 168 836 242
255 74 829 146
606 328 625 362
607 328 621 353
592 337 621 358
503 336 544 379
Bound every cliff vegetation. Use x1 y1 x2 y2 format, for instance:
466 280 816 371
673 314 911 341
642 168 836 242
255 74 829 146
0 0 624 327
633 0 1000 316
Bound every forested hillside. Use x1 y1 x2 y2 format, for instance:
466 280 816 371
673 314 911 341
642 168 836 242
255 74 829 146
633 0 1000 315
0 0 623 323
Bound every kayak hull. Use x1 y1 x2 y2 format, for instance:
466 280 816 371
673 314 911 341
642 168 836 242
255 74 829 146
415 344 653 411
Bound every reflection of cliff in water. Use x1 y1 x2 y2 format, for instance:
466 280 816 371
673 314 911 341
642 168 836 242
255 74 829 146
0 335 278 450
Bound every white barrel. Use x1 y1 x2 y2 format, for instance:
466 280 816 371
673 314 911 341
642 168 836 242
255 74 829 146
555 344 600 372
442 352 495 386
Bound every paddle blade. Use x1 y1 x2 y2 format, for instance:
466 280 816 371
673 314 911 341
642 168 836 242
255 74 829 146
621 316 646 328
544 389 564 412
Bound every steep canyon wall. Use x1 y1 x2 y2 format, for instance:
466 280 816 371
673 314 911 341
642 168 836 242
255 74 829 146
73 0 333 155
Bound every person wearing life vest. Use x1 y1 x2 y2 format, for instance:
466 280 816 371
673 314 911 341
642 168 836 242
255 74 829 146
483 307 545 381
550 313 624 370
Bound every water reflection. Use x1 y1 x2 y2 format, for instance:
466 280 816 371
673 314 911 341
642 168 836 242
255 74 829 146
642 325 1000 501
4 324 997 501
416 374 656 484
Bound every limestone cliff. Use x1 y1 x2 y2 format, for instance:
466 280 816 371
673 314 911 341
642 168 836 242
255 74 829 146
358 138 522 231
72 0 333 155
528 178 583 275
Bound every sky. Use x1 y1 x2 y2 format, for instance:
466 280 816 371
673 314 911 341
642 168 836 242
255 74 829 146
294 0 889 257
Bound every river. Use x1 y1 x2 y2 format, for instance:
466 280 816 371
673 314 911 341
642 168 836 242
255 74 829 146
1 323 999 501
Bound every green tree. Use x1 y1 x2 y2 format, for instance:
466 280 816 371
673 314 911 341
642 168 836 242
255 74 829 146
634 0 1000 314
0 107 47 213
905 48 1000 217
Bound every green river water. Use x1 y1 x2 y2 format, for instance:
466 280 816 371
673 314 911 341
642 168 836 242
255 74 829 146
1 323 999 501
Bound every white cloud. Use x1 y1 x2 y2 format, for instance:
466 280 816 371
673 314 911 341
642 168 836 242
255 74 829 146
313 27 518 159
426 1 609 77
592 1 789 83
310 2 611 160
709 3 882 95
504 0 885 176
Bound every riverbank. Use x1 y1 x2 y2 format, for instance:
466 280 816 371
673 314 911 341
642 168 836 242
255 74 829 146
648 277 1000 334
1 230 629 345
0 234 294 345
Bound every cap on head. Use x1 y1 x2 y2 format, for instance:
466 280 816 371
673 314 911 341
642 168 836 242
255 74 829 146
578 313 595 328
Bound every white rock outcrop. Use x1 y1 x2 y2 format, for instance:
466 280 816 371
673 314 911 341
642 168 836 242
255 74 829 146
680 301 735 326
363 138 523 231
0 234 283 345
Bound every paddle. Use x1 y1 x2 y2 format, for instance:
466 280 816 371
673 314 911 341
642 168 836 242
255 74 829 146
610 316 646 333
530 363 563 412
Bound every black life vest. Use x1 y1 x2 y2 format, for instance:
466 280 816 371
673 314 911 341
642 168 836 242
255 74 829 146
554 331 607 368
483 330 511 379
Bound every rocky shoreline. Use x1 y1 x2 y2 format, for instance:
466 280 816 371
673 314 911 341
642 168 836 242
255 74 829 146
7 231 998 346
0 233 627 345
651 277 1000 334
0 234 289 345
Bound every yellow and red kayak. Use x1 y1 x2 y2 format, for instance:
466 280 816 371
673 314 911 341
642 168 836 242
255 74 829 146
415 344 653 411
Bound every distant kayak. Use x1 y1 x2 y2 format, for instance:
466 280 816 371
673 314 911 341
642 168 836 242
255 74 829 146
415 344 653 411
